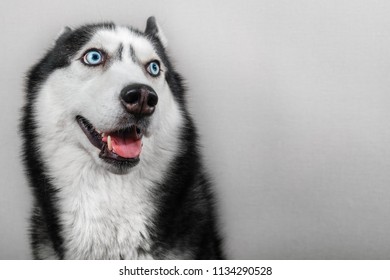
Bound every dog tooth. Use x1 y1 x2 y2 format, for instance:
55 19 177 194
102 132 105 137
107 135 112 151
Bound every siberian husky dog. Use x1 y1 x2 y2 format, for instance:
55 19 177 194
20 17 223 259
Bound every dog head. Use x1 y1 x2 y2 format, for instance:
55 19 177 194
25 17 186 174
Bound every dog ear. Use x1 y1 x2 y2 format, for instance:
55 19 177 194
145 16 168 48
54 26 72 45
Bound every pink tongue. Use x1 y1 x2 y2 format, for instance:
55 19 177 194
111 136 142 158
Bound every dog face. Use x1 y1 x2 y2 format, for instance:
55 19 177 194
28 18 185 174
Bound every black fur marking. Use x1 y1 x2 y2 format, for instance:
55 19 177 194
21 100 64 259
148 117 224 259
116 43 124 61
129 45 137 63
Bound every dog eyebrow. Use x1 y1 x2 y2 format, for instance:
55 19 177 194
116 43 124 61
129 45 137 63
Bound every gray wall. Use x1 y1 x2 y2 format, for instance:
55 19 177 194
1 0 390 259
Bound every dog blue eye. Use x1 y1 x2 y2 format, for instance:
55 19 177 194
83 50 105 66
147 61 160 76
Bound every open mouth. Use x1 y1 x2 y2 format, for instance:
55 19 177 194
76 115 143 166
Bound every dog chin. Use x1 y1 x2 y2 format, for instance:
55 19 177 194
100 156 140 174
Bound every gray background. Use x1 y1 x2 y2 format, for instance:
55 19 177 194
1 0 390 259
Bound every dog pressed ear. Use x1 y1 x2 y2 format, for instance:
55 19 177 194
145 16 168 47
54 26 72 44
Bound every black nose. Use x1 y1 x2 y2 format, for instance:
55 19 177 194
120 84 158 116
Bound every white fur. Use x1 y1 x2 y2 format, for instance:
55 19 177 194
33 27 184 259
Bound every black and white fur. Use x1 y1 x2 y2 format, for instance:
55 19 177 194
21 17 223 259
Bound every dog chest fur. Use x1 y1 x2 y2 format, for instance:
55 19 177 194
57 165 154 259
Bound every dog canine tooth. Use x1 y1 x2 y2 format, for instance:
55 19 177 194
107 135 112 151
